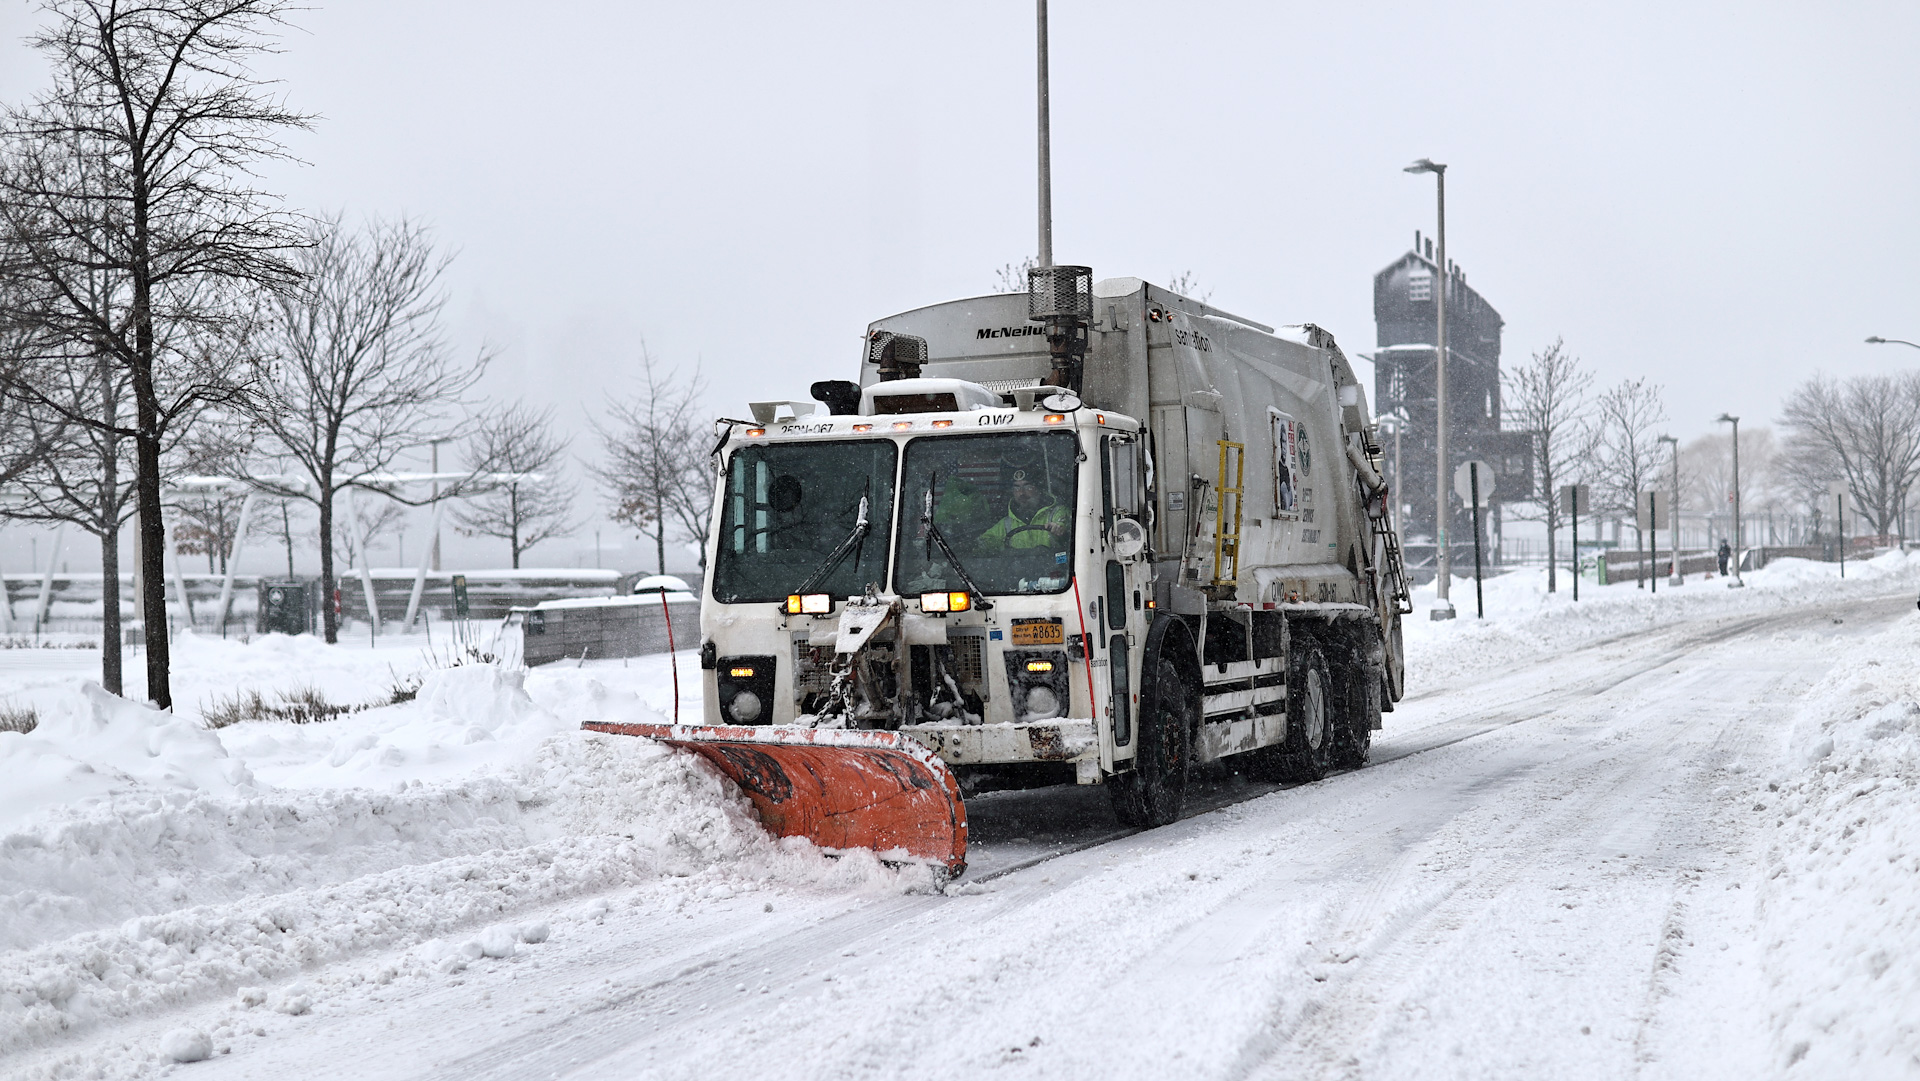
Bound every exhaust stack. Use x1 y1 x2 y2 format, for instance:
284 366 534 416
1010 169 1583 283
1028 264 1092 393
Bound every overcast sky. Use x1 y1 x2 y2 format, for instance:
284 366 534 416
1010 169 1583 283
2 0 1917 573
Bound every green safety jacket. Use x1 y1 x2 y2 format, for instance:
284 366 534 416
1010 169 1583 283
980 503 1069 550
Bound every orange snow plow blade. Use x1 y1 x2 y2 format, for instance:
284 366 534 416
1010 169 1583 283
582 722 968 875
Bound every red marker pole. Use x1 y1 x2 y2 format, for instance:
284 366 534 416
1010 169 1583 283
659 588 679 723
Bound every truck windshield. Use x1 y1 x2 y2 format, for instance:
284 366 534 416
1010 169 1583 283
894 430 1079 596
712 440 898 603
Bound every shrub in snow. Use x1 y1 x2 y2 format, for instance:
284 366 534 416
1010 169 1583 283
160 1028 212 1062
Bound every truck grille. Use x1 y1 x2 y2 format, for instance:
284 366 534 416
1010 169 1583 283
948 635 984 685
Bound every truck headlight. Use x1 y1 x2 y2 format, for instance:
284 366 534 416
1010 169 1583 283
1024 685 1060 719
727 690 763 723
920 591 971 613
785 593 832 615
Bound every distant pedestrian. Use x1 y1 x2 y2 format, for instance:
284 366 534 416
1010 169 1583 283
1717 538 1731 576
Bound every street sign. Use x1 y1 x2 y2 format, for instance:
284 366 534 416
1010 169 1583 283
1453 460 1496 506
1635 491 1669 531
1826 479 1851 501
1560 483 1590 515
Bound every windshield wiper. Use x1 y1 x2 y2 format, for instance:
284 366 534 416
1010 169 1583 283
792 485 871 597
921 473 992 608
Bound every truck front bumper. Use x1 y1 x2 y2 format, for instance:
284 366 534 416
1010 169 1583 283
899 719 1098 767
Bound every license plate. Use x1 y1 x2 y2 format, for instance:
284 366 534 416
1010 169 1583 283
1010 619 1064 646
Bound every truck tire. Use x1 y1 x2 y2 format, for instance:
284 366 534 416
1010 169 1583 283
1274 640 1335 782
1109 655 1193 828
1330 627 1378 770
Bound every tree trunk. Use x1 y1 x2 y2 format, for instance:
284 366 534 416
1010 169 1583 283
656 520 666 575
319 489 338 643
134 431 171 708
100 528 122 695
282 501 295 577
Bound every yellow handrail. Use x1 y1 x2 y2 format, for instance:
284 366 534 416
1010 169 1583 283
1212 440 1245 587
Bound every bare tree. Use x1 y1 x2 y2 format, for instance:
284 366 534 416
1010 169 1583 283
591 352 709 575
1592 378 1667 586
0 350 141 684
0 0 309 708
1166 271 1213 302
1779 372 1920 541
1501 337 1594 593
170 426 250 573
993 257 1037 294
242 215 485 643
454 403 577 568
1681 427 1784 547
333 494 405 571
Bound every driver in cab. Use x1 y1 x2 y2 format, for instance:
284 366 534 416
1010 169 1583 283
979 466 1068 550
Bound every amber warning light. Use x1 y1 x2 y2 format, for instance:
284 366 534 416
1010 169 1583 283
729 666 756 678
919 591 972 613
785 593 833 615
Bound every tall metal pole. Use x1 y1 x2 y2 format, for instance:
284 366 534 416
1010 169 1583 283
1570 487 1579 602
1036 0 1052 268
1669 438 1682 585
1719 414 1744 587
430 439 445 573
1470 462 1484 618
1433 168 1450 617
1405 159 1451 618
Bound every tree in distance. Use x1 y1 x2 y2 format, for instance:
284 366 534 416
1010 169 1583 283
1501 337 1595 594
1779 371 1920 542
240 214 486 644
1592 377 1667 588
454 403 577 569
0 0 309 707
591 351 709 576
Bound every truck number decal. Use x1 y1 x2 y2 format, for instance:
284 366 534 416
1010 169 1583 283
1172 327 1212 352
976 413 1015 426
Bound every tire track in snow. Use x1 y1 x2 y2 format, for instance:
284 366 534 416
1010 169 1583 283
1219 601 1901 1080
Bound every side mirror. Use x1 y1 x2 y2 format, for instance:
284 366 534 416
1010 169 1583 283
1111 517 1147 562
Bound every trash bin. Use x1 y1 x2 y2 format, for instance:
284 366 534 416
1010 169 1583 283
257 580 312 635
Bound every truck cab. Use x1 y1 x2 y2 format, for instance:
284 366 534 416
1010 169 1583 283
700 383 1153 794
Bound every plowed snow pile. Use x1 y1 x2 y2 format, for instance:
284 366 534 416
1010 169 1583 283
0 650 909 1058
1753 614 1920 1073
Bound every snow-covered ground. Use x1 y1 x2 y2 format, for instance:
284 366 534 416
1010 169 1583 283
1 555 1917 1079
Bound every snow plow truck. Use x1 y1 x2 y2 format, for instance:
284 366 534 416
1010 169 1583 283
587 267 1412 875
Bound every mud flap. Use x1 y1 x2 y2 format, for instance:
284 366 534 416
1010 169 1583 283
583 722 968 876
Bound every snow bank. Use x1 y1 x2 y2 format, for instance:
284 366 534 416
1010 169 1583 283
1404 550 1920 691
0 684 254 828
0 654 917 1057
1751 612 1920 1074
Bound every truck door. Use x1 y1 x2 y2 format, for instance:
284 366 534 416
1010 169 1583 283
1102 431 1151 764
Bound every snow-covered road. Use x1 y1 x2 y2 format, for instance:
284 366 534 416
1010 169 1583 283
5 562 1918 1080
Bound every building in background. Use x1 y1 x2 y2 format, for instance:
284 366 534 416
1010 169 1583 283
1371 232 1533 579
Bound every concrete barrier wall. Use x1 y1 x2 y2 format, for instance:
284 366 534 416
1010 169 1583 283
519 596 701 667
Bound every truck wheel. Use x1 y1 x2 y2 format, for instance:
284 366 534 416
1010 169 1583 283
1276 642 1334 782
1331 629 1378 770
1109 656 1192 828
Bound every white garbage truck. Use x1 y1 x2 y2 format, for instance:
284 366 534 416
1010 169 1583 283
588 267 1410 874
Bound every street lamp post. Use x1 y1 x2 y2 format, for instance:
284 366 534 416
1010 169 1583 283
1405 157 1452 620
429 438 449 572
1658 434 1681 585
1866 336 1920 350
1036 0 1052 268
1717 414 1744 588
